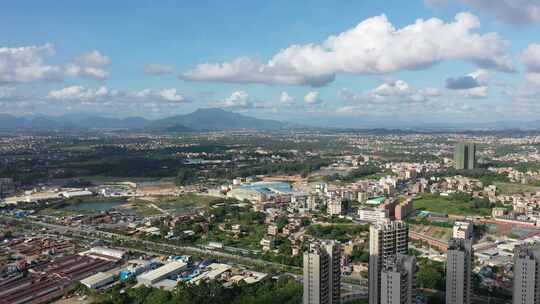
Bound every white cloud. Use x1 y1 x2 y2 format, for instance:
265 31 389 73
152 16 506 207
459 85 488 98
133 88 186 102
65 65 109 80
155 88 185 102
446 69 490 98
280 91 294 104
525 73 540 86
66 50 111 80
182 57 335 87
360 80 441 103
144 64 174 75
0 44 63 84
521 44 540 86
47 86 186 103
47 86 116 101
458 0 540 24
218 90 253 108
304 91 322 105
0 87 17 99
74 50 111 67
181 12 513 86
522 44 540 72
0 44 112 83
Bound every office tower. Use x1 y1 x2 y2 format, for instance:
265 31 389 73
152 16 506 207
513 244 540 304
303 240 341 304
446 238 473 304
454 142 477 170
380 254 417 304
369 220 409 304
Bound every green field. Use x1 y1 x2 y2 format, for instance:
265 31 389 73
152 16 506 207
494 182 540 194
155 194 220 214
413 193 491 216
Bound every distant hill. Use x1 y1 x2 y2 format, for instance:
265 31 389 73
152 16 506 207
0 108 284 131
152 108 283 130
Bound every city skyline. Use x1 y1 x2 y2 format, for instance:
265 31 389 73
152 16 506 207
2 1 540 127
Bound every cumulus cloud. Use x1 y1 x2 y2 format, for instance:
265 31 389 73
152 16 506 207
521 44 540 86
446 69 490 98
74 50 111 67
66 50 111 80
47 86 186 103
181 12 513 87
446 76 481 90
0 44 112 83
458 0 540 24
369 80 441 103
181 57 335 87
339 80 442 107
0 44 63 84
522 44 540 72
47 86 117 101
65 65 109 80
0 87 18 100
460 86 488 98
144 64 174 75
218 90 253 109
304 91 322 105
280 91 294 104
132 88 186 102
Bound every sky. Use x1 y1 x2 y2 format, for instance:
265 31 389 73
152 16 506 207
1 0 540 127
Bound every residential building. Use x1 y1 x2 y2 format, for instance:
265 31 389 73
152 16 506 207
260 236 276 252
395 200 414 220
446 238 473 304
327 198 348 216
380 254 417 304
358 208 389 224
267 224 279 236
454 142 477 170
0 178 14 198
513 244 540 304
492 207 507 218
303 240 341 304
369 220 409 304
452 221 473 240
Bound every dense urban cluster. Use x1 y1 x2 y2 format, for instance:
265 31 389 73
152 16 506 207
3 129 540 303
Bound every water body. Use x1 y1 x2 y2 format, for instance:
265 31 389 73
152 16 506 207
239 181 293 194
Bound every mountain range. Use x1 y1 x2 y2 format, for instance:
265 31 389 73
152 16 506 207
2 108 540 131
0 108 284 132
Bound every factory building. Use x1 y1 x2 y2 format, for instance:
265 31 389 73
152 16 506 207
137 261 187 286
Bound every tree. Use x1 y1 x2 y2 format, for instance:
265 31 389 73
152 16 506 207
416 259 445 290
159 223 170 238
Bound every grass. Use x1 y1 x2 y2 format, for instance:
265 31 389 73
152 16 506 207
37 208 78 217
155 194 219 214
413 193 491 216
306 224 368 242
127 200 163 216
494 182 540 194
204 223 266 250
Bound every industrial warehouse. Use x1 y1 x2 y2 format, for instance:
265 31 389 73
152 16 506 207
0 230 268 304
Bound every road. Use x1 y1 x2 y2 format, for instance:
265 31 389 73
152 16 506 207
3 216 300 272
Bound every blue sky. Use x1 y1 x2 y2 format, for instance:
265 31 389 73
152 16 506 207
1 0 540 126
